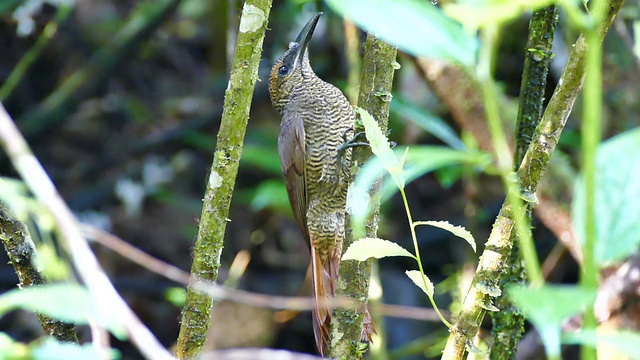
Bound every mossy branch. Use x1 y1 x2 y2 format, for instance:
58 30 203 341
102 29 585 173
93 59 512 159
0 202 78 343
329 35 397 359
175 1 272 358
442 0 625 358
490 6 559 360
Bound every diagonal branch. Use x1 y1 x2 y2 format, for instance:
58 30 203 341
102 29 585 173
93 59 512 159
0 202 78 343
442 0 626 357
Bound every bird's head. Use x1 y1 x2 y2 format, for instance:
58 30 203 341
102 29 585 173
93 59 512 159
269 12 322 113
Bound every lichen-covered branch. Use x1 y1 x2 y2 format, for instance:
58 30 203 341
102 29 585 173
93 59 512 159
442 0 625 358
490 6 559 359
0 202 78 343
329 35 397 359
175 1 272 358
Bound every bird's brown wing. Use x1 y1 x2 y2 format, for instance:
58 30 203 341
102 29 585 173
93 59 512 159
278 110 309 245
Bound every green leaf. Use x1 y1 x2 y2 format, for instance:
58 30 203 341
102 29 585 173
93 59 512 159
351 146 490 235
391 99 465 150
508 285 596 358
34 243 72 281
250 179 290 212
564 330 640 359
444 0 556 32
405 270 434 298
325 0 477 65
0 332 25 359
165 287 187 307
357 107 405 189
414 220 476 252
0 284 126 339
241 143 282 176
572 128 640 266
342 238 415 261
31 339 119 360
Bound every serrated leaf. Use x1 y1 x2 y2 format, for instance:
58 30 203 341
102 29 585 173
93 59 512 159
414 220 476 252
357 107 405 189
342 238 415 261
405 270 434 298
352 145 490 234
325 0 477 65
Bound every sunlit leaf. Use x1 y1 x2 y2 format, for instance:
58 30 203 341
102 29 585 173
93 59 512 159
0 284 126 339
508 285 596 358
351 146 490 235
573 128 640 266
444 0 556 32
342 238 415 261
31 339 119 360
357 107 405 189
414 220 476 252
406 270 434 298
325 0 477 65
564 330 640 359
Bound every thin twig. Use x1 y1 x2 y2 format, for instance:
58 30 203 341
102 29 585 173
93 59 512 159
84 223 444 321
0 102 173 360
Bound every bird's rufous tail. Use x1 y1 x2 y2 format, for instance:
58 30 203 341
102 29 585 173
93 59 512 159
310 245 377 356
310 245 332 356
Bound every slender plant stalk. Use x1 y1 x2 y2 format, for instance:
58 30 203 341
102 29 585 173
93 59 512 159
0 202 78 343
0 5 72 101
581 0 611 358
175 1 272 358
329 34 397 359
441 0 625 357
490 6 559 359
403 192 451 327
17 0 181 138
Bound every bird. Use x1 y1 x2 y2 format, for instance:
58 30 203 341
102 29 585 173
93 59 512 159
268 12 374 356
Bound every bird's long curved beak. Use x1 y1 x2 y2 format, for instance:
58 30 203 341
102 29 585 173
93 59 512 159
293 12 322 66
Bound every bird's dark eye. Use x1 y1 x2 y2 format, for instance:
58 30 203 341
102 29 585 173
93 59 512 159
278 65 290 76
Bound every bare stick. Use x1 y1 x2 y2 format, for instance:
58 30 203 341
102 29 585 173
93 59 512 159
0 102 173 360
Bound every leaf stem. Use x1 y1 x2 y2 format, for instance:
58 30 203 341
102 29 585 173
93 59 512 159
400 188 451 328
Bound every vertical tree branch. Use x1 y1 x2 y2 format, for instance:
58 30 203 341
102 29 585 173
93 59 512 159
442 0 625 357
0 202 78 343
175 1 272 358
329 35 397 359
490 6 558 360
